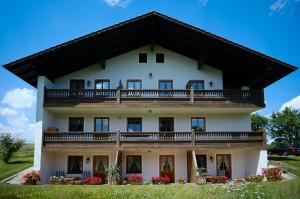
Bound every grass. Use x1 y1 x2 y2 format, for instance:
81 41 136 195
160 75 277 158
0 149 299 199
0 144 34 181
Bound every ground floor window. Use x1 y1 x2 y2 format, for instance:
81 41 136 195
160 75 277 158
196 154 207 171
68 156 83 174
126 155 142 174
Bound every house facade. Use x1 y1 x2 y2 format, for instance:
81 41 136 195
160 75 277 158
3 12 296 184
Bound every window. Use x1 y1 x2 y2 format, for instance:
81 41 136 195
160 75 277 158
139 53 147 63
94 118 109 132
69 117 84 132
191 117 206 132
127 117 142 132
156 53 164 63
68 156 83 174
190 80 204 90
159 117 174 132
159 80 173 90
127 80 142 89
126 155 142 174
196 155 207 171
70 80 85 89
95 80 110 89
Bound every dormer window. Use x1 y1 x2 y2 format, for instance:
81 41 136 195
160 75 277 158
156 53 164 63
139 53 147 63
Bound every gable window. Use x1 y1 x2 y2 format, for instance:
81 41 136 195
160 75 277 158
68 156 83 174
126 155 142 174
127 80 142 89
69 117 84 132
189 80 204 90
70 80 85 89
191 117 206 132
196 155 207 171
127 117 142 132
139 53 147 63
95 80 110 89
94 117 109 132
156 53 164 63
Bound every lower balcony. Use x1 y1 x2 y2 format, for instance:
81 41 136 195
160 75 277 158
42 131 266 149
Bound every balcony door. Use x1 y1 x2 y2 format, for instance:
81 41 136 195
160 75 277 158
127 117 142 132
216 154 231 179
159 155 175 183
95 80 110 97
159 117 174 132
93 155 109 183
159 80 173 97
70 79 85 97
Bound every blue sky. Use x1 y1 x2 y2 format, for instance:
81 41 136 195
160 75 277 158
0 0 299 142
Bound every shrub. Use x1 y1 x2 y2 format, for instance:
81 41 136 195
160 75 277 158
0 133 24 163
262 168 282 181
23 171 41 185
83 176 102 185
126 174 143 185
106 164 120 185
246 175 264 183
151 176 170 184
206 176 228 184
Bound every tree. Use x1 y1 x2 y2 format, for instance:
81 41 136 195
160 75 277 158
268 107 300 145
251 113 269 131
0 133 24 163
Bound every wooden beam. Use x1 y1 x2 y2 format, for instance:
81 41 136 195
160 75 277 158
150 19 155 52
198 44 209 70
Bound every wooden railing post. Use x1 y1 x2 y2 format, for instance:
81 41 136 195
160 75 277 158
116 129 120 147
262 128 267 145
191 129 195 147
116 88 121 104
190 87 194 104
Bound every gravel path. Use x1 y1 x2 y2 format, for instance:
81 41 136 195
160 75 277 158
2 166 35 184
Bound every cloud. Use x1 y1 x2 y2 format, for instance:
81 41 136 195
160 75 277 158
198 0 208 7
2 88 36 109
102 0 132 8
280 95 300 111
0 88 37 143
269 0 300 15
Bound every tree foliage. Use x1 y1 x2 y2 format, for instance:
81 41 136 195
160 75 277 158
0 133 24 163
268 107 300 145
251 113 269 131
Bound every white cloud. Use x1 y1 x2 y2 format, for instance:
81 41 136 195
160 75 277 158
102 0 132 8
198 0 208 7
2 88 36 109
269 0 300 15
280 95 300 111
0 88 37 143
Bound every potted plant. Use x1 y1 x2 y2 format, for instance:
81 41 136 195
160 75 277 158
178 176 185 184
23 171 41 185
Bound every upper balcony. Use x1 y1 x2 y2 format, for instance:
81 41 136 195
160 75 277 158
44 88 265 108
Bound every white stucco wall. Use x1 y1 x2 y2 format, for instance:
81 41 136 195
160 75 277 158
53 45 223 90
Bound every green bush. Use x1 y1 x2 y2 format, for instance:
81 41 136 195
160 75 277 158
0 133 24 163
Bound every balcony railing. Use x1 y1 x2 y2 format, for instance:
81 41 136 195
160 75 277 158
44 88 264 106
43 131 265 146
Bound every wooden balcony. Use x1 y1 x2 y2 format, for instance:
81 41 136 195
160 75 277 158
42 131 266 149
43 88 265 107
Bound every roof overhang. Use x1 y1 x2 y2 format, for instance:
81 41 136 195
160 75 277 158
3 11 297 88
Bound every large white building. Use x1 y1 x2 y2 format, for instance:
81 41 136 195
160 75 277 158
4 12 296 184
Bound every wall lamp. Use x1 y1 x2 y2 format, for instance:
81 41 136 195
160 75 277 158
209 156 213 162
86 157 90 164
149 72 153 78
87 80 91 87
209 81 214 87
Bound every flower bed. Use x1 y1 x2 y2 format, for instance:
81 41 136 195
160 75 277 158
151 176 170 184
205 176 228 184
23 171 41 185
262 168 282 181
83 177 102 185
245 175 264 183
125 174 143 185
49 176 66 185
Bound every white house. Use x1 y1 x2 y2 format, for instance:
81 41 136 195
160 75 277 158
3 12 296 184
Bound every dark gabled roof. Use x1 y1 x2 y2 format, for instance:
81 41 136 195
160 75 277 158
3 11 297 88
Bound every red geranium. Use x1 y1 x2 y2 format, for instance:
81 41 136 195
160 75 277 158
23 171 41 185
83 176 102 185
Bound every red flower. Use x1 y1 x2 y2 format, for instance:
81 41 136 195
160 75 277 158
83 176 102 185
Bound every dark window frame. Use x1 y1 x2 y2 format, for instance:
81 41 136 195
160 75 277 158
158 80 173 89
127 117 142 132
126 155 142 174
126 80 142 89
196 154 207 170
70 79 85 89
68 117 84 132
94 79 110 89
191 117 206 132
67 155 83 174
139 53 147 63
156 53 164 63
94 117 110 132
159 117 174 132
189 80 205 90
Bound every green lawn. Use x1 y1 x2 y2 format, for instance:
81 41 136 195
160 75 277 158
0 150 299 199
0 144 34 181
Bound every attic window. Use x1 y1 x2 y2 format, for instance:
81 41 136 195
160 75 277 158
156 53 164 63
139 53 147 63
